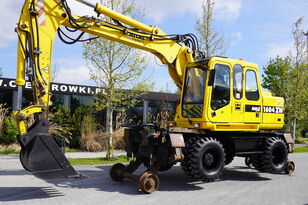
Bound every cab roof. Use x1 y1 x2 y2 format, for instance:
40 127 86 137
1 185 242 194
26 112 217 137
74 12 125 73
191 56 259 70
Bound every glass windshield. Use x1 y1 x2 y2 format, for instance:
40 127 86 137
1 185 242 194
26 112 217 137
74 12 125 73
182 67 206 118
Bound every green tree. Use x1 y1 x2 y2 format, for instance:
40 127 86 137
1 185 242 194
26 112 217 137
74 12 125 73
1 115 18 144
288 18 308 138
262 56 292 99
196 0 228 57
0 67 2 77
83 0 153 158
262 17 308 138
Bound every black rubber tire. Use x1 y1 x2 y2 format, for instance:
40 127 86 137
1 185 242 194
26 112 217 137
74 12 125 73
186 137 225 182
181 159 192 176
181 136 196 177
252 154 265 172
219 138 235 166
262 137 288 174
224 145 235 165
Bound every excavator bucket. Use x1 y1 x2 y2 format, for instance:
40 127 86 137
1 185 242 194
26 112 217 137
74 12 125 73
18 119 81 179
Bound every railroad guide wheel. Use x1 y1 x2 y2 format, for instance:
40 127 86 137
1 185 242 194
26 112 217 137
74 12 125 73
110 163 125 181
245 156 254 168
139 172 159 194
285 160 295 174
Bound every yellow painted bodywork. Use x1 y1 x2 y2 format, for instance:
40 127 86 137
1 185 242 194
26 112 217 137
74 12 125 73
15 0 285 134
174 57 285 131
260 93 284 129
15 0 192 128
14 105 45 135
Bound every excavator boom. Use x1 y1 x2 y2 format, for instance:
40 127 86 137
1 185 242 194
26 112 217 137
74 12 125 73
14 0 196 179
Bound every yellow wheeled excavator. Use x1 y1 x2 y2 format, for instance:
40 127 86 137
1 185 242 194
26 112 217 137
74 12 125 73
14 0 295 193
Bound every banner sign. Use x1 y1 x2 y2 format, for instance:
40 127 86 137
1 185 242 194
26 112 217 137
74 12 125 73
0 78 105 96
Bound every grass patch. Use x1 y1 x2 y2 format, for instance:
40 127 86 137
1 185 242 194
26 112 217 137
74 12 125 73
293 146 308 153
0 149 19 154
65 147 83 153
0 147 81 155
68 155 130 166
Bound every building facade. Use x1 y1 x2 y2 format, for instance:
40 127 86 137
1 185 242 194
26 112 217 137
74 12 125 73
0 77 179 123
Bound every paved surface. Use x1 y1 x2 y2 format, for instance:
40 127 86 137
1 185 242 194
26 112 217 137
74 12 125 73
64 150 125 159
295 144 308 147
0 153 308 205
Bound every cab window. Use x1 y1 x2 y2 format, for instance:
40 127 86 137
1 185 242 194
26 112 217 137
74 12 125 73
245 70 259 101
211 64 230 110
182 67 206 118
233 64 243 99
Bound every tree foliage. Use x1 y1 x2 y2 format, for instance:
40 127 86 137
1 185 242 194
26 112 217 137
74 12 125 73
83 0 153 158
0 115 18 145
196 0 228 57
262 56 292 99
262 17 308 137
49 106 95 149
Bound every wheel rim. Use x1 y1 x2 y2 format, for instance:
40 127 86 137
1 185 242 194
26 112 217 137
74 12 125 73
272 143 287 167
202 147 221 172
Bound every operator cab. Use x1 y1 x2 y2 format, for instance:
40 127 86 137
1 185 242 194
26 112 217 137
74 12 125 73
177 57 268 131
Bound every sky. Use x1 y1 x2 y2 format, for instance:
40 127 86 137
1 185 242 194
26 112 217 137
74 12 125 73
0 0 307 92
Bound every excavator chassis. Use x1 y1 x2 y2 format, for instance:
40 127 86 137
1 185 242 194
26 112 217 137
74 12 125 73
110 126 295 193
13 0 295 194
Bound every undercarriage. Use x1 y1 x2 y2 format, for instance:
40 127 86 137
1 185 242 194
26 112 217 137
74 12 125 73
108 125 295 193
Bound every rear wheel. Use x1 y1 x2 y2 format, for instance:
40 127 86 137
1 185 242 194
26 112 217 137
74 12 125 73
221 139 235 166
224 146 235 165
186 137 225 182
252 154 265 172
263 137 288 174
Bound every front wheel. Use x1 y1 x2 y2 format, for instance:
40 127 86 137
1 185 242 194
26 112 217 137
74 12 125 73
187 137 225 182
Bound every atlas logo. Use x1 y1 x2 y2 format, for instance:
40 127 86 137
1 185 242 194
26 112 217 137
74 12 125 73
128 33 146 41
245 105 261 113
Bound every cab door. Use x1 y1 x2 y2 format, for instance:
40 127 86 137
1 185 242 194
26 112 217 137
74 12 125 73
230 64 244 122
243 68 261 123
208 63 232 123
